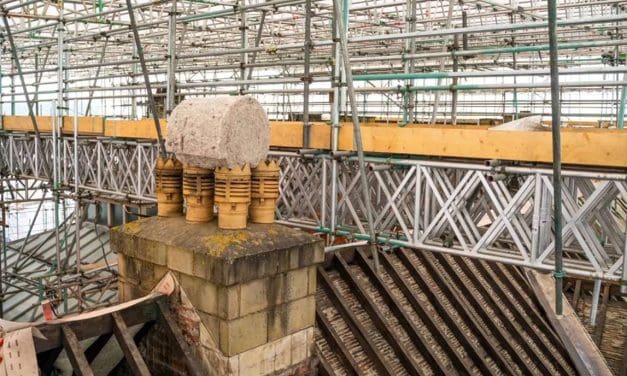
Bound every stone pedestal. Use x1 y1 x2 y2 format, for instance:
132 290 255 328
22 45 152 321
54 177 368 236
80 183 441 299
111 216 323 375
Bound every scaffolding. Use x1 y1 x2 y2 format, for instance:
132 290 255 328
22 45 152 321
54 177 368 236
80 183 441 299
0 0 625 124
0 0 625 319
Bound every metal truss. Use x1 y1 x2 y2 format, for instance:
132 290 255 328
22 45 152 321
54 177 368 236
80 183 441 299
0 133 158 203
1 176 51 204
1 133 624 282
275 153 627 282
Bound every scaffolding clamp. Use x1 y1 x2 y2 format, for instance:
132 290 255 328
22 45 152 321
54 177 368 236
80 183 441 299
265 45 278 55
300 73 313 83
553 270 567 279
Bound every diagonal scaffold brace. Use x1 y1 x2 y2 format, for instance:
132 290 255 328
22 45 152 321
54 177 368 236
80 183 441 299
125 0 167 158
331 0 381 271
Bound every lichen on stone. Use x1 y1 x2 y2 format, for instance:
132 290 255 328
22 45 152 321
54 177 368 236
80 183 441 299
203 231 250 256
120 220 143 235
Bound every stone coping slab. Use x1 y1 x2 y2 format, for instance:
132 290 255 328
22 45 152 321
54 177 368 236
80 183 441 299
111 216 323 286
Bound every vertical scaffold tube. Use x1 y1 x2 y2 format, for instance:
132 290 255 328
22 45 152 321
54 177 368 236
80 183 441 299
332 0 380 270
302 0 312 147
547 0 564 315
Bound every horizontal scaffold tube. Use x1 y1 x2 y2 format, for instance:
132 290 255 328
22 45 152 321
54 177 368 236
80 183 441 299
355 66 627 81
352 38 627 62
274 223 621 282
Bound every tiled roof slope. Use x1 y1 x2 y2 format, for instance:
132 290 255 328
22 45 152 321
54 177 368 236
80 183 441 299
315 247 578 375
566 285 626 375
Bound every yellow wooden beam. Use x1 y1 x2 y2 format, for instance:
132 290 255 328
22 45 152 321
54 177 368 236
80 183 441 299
335 124 627 168
269 121 331 149
3 115 104 135
2 116 626 167
62 116 104 135
3 115 54 132
104 118 168 139
268 122 627 167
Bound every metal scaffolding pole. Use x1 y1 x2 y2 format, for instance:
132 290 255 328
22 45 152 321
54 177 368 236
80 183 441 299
332 0 380 270
0 180 5 318
402 0 417 125
302 0 312 147
244 10 267 88
73 103 82 311
166 0 177 115
56 8 64 129
547 0 564 315
1 11 40 135
329 0 341 245
430 0 455 124
239 0 248 95
125 0 166 157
